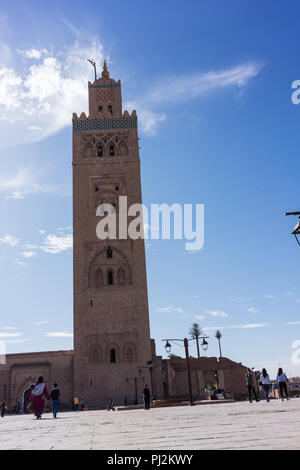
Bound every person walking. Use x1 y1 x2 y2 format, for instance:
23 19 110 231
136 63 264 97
142 384 151 410
107 398 115 411
30 376 49 419
276 368 290 401
80 398 85 411
259 368 270 402
1 401 6 417
73 395 79 411
245 368 259 403
48 383 60 418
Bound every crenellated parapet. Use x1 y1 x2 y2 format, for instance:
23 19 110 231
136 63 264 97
72 109 137 122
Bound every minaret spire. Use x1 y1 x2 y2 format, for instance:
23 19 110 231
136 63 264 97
102 59 110 78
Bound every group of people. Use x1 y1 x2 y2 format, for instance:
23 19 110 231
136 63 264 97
246 367 290 403
70 396 85 411
24 377 152 419
107 385 152 411
28 377 60 419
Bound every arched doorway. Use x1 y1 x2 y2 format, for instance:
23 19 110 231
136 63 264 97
22 387 32 413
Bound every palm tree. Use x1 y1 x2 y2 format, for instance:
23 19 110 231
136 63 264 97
215 330 223 357
189 322 203 358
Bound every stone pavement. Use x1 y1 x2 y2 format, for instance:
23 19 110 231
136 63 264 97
1 399 300 450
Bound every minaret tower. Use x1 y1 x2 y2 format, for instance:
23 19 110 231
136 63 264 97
72 61 152 406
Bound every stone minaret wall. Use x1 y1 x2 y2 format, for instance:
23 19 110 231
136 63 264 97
72 62 152 407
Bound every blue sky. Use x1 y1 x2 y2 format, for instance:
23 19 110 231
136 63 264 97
0 0 300 378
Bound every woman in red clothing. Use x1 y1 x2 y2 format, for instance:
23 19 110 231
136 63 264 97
30 376 49 419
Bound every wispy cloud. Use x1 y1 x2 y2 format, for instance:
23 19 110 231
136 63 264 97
232 297 252 302
0 227 73 260
0 332 22 338
194 315 206 322
40 232 73 254
264 294 279 301
34 321 49 326
0 167 70 199
20 251 36 259
156 305 184 314
248 307 259 313
46 332 73 337
130 62 261 135
1 326 22 330
286 321 300 326
0 39 103 147
147 63 261 105
207 309 229 318
0 234 19 246
203 323 270 331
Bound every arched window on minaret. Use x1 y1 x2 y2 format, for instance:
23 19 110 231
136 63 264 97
118 142 128 156
110 348 116 363
84 144 93 159
126 347 134 363
98 105 103 113
95 268 103 287
117 267 125 285
109 144 115 157
92 348 99 364
108 105 112 114
97 144 103 157
89 345 102 364
107 270 114 285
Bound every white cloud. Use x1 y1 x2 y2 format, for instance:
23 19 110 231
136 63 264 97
264 294 279 301
0 332 22 338
207 310 229 318
232 297 252 302
17 48 48 60
40 233 73 254
34 321 49 326
20 251 36 258
15 259 26 267
125 101 166 136
0 39 103 147
0 234 19 246
0 30 261 143
203 323 270 331
286 321 300 326
0 167 68 199
194 315 206 322
248 307 259 313
1 326 21 330
0 67 22 111
156 305 184 314
147 63 261 105
46 332 73 337
0 228 73 261
131 62 261 135
1 338 31 344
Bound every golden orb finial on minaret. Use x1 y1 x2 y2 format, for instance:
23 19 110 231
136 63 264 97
102 60 110 78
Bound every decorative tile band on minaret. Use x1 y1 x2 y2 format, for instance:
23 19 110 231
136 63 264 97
73 117 137 132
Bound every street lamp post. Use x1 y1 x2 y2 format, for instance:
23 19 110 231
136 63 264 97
126 372 145 405
163 335 209 406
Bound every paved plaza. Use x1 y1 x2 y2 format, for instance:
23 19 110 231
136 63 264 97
0 399 300 450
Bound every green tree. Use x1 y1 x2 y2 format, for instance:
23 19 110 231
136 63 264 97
189 322 203 358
